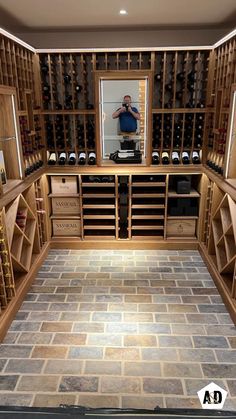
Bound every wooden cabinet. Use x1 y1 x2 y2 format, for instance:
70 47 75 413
166 219 196 237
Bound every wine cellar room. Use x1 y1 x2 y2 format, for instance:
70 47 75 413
0 0 236 414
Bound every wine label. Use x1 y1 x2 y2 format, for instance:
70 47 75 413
79 153 86 159
69 153 76 158
49 153 56 160
59 153 66 158
152 152 159 157
172 152 179 158
89 152 96 158
192 151 199 157
162 152 169 158
182 152 189 158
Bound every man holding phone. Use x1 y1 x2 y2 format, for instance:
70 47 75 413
112 95 140 133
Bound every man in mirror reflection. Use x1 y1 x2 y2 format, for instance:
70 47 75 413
112 95 140 150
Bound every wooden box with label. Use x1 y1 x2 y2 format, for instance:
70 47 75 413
166 219 196 237
51 176 78 194
51 197 80 215
52 218 81 236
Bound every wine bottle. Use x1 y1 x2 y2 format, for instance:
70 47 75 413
175 91 183 101
186 101 195 108
187 71 196 82
43 84 50 92
86 104 94 110
165 83 173 92
75 84 83 93
41 64 49 74
192 151 201 164
185 113 194 122
152 151 160 165
176 72 185 82
155 73 162 82
64 74 71 83
182 151 190 164
78 152 86 165
152 140 160 149
196 101 205 108
55 102 63 110
187 82 195 92
172 151 180 164
88 152 96 165
48 153 57 165
68 152 76 165
162 152 170 165
164 101 172 109
58 152 67 165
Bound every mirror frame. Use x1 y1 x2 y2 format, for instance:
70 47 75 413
94 70 153 166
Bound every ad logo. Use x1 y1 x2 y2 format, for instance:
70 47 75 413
197 382 227 410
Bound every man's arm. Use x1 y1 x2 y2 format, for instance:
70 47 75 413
112 107 125 119
128 107 140 120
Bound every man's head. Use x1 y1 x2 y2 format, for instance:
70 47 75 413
123 95 131 104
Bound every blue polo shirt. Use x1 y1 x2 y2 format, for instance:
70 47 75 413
118 107 138 132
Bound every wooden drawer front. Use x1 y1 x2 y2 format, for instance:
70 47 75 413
51 176 78 194
52 219 81 236
167 219 196 237
52 197 80 215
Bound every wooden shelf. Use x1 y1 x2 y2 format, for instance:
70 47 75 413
168 189 200 198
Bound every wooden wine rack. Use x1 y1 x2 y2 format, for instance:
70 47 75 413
206 35 236 175
0 34 38 111
208 193 236 298
0 210 16 305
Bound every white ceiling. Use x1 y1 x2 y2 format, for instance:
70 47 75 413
0 0 235 31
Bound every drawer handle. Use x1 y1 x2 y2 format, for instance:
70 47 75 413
177 224 184 233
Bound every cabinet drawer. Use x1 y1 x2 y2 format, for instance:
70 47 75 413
51 197 80 215
167 219 196 237
52 219 81 236
51 176 78 194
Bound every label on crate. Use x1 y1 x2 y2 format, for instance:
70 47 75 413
52 219 81 236
52 197 80 215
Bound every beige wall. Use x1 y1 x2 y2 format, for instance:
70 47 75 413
15 28 229 49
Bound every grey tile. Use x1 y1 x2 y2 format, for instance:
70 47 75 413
142 348 178 361
185 379 226 395
0 393 33 406
138 324 171 334
186 314 219 324
179 349 216 362
159 336 193 347
193 336 229 348
198 304 228 313
163 363 202 378
85 361 121 375
106 323 138 334
215 350 236 362
171 324 206 335
227 380 236 397
143 378 183 395
202 364 236 378
0 375 19 390
9 321 41 332
92 313 122 322
59 376 98 392
5 359 44 373
101 377 141 393
124 362 161 377
0 345 32 358
205 325 236 336
69 347 103 359
87 334 122 346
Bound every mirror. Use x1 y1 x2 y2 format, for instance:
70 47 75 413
95 71 152 165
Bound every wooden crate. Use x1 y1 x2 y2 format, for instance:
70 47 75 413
51 176 78 194
51 197 80 215
52 219 81 236
167 219 196 237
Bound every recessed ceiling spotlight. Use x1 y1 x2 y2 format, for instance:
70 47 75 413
119 9 128 15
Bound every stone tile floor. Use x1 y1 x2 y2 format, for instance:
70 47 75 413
0 249 236 410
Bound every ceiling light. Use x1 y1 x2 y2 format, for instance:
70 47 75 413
119 9 128 15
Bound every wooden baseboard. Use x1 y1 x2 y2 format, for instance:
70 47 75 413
50 238 199 250
198 242 236 325
0 242 50 342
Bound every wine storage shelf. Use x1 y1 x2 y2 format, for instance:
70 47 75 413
47 173 202 241
208 193 236 297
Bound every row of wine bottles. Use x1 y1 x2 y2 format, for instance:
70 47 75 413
47 152 96 166
152 151 201 165
25 153 44 176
